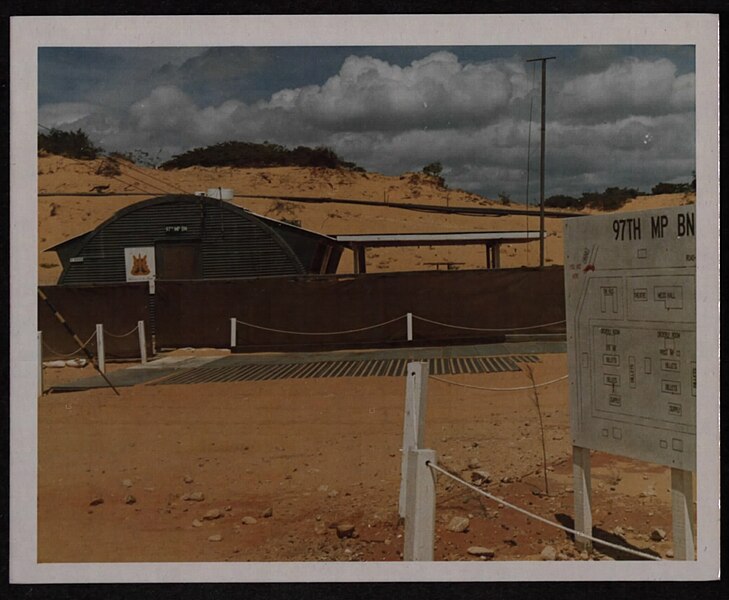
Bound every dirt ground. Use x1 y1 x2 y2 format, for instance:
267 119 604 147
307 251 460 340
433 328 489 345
38 352 683 563
36 155 695 563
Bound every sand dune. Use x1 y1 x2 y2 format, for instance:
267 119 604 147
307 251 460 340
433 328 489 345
37 154 695 285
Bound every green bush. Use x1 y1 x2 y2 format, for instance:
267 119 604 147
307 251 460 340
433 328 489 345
651 181 692 195
545 187 640 211
159 141 362 171
38 128 101 160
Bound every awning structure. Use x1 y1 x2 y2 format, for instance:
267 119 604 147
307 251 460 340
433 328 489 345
331 230 541 273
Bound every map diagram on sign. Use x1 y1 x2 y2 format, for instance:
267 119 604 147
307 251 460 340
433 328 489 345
565 206 696 471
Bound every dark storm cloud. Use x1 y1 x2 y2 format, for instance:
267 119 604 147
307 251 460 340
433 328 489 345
38 45 695 199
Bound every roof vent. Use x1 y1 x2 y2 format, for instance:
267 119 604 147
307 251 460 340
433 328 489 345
207 187 234 201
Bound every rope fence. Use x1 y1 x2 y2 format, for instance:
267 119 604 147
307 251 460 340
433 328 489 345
232 313 564 339
427 462 661 561
412 315 566 332
104 324 140 338
430 373 568 392
41 330 96 358
235 314 406 336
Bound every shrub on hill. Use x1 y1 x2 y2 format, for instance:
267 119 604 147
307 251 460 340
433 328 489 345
651 181 693 195
159 141 363 171
545 187 640 211
38 128 101 160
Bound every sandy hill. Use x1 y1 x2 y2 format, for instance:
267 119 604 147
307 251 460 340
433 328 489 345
37 154 695 285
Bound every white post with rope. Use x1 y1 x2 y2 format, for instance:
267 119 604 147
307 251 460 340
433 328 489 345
138 320 147 364
37 331 43 397
573 445 593 552
96 323 105 374
671 468 695 560
399 361 429 519
230 318 237 349
404 448 436 561
406 312 413 342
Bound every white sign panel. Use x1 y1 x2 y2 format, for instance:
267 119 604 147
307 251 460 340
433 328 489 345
564 206 696 471
124 246 156 282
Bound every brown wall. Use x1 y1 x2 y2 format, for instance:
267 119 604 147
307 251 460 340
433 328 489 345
39 283 152 360
155 267 566 352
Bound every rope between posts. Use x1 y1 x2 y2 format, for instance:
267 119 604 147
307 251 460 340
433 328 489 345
235 314 406 336
411 315 565 332
427 462 661 561
430 374 568 392
41 331 97 358
104 324 140 338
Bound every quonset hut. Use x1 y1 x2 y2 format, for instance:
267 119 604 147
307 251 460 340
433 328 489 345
49 194 345 285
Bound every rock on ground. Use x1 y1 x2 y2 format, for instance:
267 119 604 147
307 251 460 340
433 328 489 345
470 470 491 485
467 546 495 558
446 516 470 533
540 545 557 560
208 534 222 542
650 528 667 541
241 516 257 525
203 508 222 520
183 492 205 502
335 523 356 539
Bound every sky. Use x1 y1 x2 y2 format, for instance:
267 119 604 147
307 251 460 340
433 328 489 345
38 45 695 201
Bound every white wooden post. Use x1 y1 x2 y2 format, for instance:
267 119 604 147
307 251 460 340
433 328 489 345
96 323 105 374
406 312 413 342
573 445 593 552
137 320 147 364
37 331 43 397
230 317 237 349
404 448 436 561
399 361 429 518
671 468 695 560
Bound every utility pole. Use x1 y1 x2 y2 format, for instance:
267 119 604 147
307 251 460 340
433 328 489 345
526 56 556 267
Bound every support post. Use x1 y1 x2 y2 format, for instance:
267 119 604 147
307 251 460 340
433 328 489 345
37 331 43 397
354 246 367 274
399 361 429 518
403 448 436 561
671 468 695 560
494 243 501 269
573 445 593 552
96 323 105 374
138 320 147 364
406 312 413 342
485 244 492 269
230 317 237 349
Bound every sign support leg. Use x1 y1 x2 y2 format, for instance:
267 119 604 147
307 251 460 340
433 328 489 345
403 448 436 561
399 361 429 519
671 467 695 560
573 445 593 552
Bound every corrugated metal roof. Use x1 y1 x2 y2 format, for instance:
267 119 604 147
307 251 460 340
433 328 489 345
54 195 344 285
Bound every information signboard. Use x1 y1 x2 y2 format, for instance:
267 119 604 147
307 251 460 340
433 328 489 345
564 206 696 471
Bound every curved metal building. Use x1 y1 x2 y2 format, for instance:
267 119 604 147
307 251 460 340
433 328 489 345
49 195 344 285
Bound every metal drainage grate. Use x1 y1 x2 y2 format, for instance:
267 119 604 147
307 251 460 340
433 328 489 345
152 355 540 385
